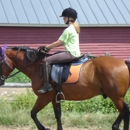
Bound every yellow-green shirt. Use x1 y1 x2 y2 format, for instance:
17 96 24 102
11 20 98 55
59 25 80 57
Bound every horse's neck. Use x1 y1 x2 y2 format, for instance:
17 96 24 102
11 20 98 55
7 50 34 79
15 60 36 79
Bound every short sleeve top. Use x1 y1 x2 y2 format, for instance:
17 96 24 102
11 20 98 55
59 24 80 57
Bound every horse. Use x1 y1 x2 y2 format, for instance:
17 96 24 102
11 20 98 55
0 45 130 130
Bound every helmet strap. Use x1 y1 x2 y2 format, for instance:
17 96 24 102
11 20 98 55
69 20 74 22
66 20 69 24
65 17 70 24
65 17 74 24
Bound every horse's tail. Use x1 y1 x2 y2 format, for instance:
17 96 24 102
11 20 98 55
125 60 130 86
125 61 130 70
125 60 130 70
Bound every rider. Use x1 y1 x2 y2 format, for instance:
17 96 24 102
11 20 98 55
37 7 81 94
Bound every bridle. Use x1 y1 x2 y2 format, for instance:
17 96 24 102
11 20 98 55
0 56 41 86
0 59 9 85
0 45 52 86
0 47 47 86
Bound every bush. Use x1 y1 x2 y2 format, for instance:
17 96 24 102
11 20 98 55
11 89 37 110
7 89 130 114
4 69 130 114
61 96 117 114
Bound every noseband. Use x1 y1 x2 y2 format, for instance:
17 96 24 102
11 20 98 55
0 56 14 85
0 60 7 85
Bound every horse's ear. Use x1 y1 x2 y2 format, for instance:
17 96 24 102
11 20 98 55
3 44 7 52
0 47 2 51
0 47 2 56
0 44 7 59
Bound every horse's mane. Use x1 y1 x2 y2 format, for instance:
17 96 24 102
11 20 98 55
5 46 99 62
7 46 54 61
7 46 32 51
6 46 40 61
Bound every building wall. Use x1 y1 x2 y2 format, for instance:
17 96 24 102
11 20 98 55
0 27 130 60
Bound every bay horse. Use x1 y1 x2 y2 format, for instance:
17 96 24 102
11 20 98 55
0 45 130 130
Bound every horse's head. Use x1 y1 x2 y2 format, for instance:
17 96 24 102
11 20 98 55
0 45 15 86
0 45 48 86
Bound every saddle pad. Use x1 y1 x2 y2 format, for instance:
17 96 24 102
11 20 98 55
64 64 82 84
72 57 88 65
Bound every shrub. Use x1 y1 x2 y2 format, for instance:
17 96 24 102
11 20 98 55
8 89 130 114
4 69 130 114
11 89 36 110
61 96 117 114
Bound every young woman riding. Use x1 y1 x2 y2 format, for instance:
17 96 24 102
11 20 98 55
37 8 81 93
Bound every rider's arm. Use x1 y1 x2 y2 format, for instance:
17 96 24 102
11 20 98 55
46 29 68 50
46 40 64 50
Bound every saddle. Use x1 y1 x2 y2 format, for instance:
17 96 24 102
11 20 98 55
51 54 87 84
50 54 88 103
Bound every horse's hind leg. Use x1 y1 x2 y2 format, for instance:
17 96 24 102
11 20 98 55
52 100 63 130
31 97 51 130
112 101 130 130
122 102 129 130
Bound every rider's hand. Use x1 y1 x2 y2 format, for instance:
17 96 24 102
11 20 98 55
39 46 50 53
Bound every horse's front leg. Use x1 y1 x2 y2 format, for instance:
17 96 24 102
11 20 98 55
31 96 51 130
52 100 63 130
112 113 122 130
122 102 130 130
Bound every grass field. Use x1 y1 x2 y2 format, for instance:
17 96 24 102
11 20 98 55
0 88 126 130
1 69 129 130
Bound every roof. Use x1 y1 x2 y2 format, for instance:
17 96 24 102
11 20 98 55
0 0 130 27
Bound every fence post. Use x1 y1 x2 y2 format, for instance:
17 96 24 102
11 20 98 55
105 52 110 56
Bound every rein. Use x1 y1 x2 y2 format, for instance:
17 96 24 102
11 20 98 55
6 57 40 79
4 46 44 79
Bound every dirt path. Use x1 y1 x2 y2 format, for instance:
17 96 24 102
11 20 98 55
0 126 95 130
0 87 31 100
0 87 30 94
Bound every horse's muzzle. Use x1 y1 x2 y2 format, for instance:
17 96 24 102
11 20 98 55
0 75 6 86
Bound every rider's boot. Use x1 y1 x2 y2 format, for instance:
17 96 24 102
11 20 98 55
37 62 53 94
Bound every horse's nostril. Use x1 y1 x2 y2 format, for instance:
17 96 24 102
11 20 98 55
0 80 5 86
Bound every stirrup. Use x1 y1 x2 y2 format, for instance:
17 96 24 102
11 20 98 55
56 92 65 103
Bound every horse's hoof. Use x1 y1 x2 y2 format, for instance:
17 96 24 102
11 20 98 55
46 128 51 130
112 127 120 130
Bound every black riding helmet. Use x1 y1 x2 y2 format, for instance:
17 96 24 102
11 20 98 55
60 8 77 23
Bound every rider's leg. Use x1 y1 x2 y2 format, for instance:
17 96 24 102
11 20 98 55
37 52 76 94
37 62 53 93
